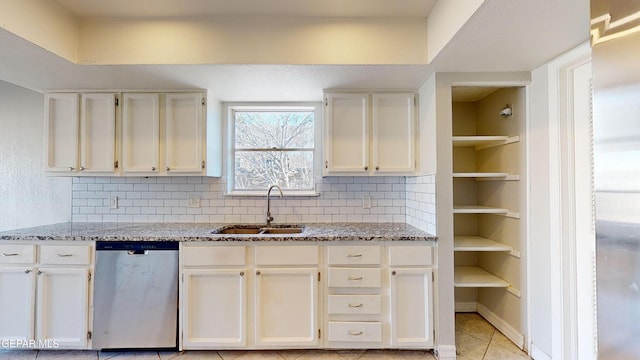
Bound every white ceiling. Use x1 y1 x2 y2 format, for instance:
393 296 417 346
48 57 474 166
54 0 438 18
0 0 590 101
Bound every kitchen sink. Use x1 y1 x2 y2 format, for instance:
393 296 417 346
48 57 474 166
212 225 304 235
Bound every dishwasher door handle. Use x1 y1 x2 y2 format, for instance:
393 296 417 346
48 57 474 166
127 250 148 255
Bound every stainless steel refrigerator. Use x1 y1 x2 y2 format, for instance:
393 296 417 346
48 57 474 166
592 0 640 358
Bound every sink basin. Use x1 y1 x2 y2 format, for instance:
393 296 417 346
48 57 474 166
213 225 304 235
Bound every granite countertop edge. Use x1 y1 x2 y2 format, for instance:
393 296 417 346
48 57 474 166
0 222 437 243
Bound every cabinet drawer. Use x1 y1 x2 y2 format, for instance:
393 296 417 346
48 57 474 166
255 245 318 266
388 246 433 266
40 245 91 265
328 295 382 315
182 246 246 266
328 268 381 288
0 244 35 264
327 246 381 265
328 322 382 343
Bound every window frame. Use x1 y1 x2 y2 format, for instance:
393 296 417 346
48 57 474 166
224 102 322 197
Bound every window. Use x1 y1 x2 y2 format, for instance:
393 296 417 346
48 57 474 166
227 104 319 195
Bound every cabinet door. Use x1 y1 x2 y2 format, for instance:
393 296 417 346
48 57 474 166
182 269 246 349
254 267 318 347
80 93 117 174
0 267 36 342
122 93 160 174
165 93 205 174
35 267 89 349
44 93 79 173
324 93 370 175
389 267 434 348
372 93 415 174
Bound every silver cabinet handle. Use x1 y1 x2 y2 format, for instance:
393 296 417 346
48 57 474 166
2 253 19 257
346 254 362 258
166 167 170 171
151 167 156 171
348 303 363 308
80 166 85 171
325 160 328 169
68 166 75 171
57 254 73 257
37 270 43 275
347 276 363 281
24 269 32 274
347 330 363 336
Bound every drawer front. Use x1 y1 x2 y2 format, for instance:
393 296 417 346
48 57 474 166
255 245 318 266
328 268 381 288
0 244 36 264
328 322 382 343
388 246 433 266
327 246 381 265
182 246 246 266
328 295 382 315
40 245 91 265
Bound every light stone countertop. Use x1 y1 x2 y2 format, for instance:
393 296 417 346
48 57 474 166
0 222 437 243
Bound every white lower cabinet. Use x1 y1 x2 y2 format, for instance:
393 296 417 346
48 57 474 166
254 267 318 347
180 244 319 350
36 267 90 348
180 242 434 351
389 246 434 348
0 243 92 349
182 269 247 348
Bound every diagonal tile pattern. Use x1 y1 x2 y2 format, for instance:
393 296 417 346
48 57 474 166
455 312 531 360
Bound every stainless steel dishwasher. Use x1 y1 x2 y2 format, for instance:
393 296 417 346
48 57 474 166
92 241 179 350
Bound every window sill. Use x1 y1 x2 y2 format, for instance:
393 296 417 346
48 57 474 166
223 191 321 197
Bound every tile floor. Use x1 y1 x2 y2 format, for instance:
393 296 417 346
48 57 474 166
455 313 530 360
0 313 530 360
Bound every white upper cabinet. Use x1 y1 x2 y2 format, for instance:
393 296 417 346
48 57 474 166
45 91 205 177
323 93 370 174
372 93 416 174
80 94 117 173
323 92 416 176
44 93 80 173
45 93 117 175
122 92 205 176
164 93 205 174
121 93 160 174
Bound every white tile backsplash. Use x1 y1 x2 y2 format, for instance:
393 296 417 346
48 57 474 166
405 175 437 234
72 176 424 225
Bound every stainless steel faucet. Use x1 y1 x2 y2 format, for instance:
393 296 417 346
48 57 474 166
266 184 283 226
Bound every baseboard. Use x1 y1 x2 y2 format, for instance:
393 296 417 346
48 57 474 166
455 301 477 312
530 344 552 360
477 303 525 349
435 344 457 360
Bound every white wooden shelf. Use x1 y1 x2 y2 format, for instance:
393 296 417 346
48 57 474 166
453 173 520 181
452 136 519 150
454 266 510 288
454 236 513 252
453 205 520 218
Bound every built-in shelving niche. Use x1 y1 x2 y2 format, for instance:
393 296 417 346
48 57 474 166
451 86 526 349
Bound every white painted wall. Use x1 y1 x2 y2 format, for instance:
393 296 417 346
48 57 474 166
528 42 593 360
528 63 553 359
0 80 72 231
